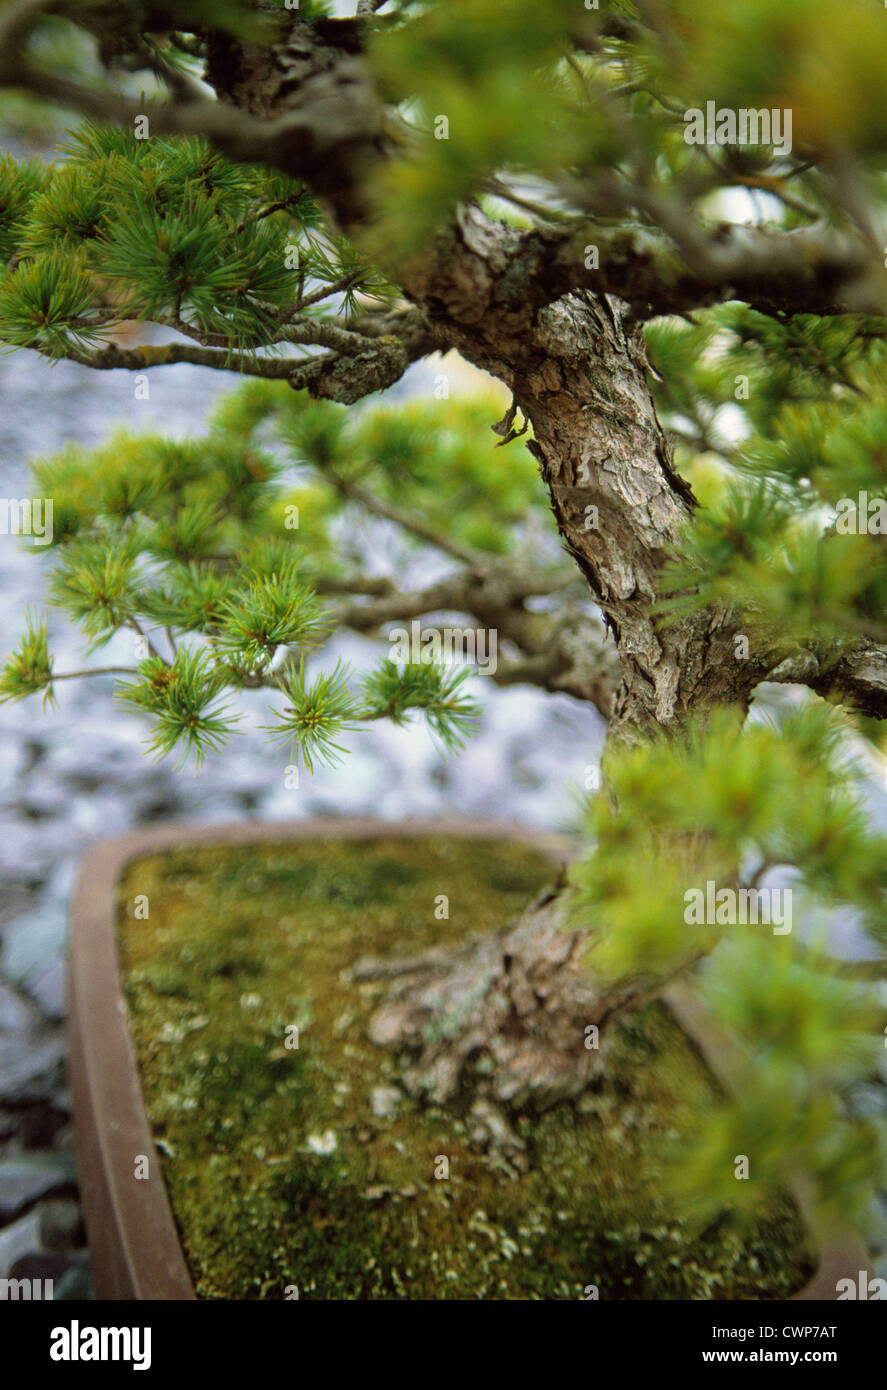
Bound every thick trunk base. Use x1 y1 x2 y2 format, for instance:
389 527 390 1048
349 884 639 1165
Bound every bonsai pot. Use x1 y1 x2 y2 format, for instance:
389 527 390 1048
67 816 872 1301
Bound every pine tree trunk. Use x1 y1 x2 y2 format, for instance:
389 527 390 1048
204 21 754 1138
344 282 736 1134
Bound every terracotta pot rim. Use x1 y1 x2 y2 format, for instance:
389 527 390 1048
67 815 870 1301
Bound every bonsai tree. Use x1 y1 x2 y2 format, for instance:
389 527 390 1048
1 0 886 1247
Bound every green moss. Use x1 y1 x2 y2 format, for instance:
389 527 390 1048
117 836 813 1300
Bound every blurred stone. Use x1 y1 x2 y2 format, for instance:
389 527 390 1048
50 1256 96 1295
0 821 88 885
3 1101 67 1148
50 1120 75 1150
0 1210 41 1277
0 1152 76 1221
25 960 67 1022
0 981 40 1034
52 1256 96 1301
850 1082 887 1120
1 905 67 991
9 1250 70 1285
0 1033 65 1104
37 1198 85 1252
0 888 37 932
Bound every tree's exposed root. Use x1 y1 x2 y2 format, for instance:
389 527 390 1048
349 884 640 1167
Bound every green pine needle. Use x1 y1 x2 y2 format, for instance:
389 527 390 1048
116 647 239 770
262 659 360 773
361 658 482 751
0 250 106 360
0 610 55 708
48 534 144 649
213 573 329 672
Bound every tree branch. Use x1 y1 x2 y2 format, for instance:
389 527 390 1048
56 319 432 405
4 13 881 320
322 470 484 567
64 340 312 379
805 646 887 720
51 666 138 680
334 566 621 717
0 17 385 224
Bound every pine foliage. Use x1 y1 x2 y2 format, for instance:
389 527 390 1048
0 382 530 769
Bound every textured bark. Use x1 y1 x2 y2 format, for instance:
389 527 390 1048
196 18 789 1135
399 207 758 738
801 645 887 720
349 883 640 1163
204 18 386 227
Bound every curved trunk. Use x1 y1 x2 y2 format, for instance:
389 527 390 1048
203 21 749 1142
400 212 758 740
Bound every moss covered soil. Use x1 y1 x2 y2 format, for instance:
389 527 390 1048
117 834 813 1300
